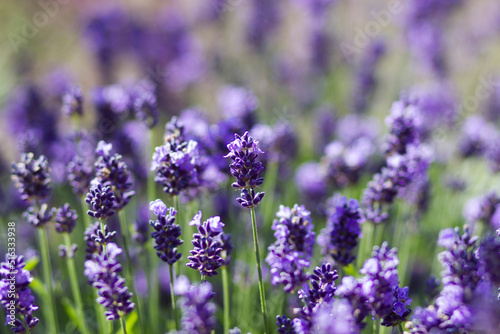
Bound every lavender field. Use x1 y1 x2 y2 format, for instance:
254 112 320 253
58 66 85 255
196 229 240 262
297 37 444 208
1 0 500 333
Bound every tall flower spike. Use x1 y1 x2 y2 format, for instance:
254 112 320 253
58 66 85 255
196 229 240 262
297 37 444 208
0 255 39 333
84 222 103 260
319 195 362 266
23 203 55 228
149 199 183 265
132 80 158 128
224 131 265 208
86 183 116 219
175 275 217 334
187 211 225 277
266 204 315 293
94 141 135 211
151 118 201 196
54 203 78 234
61 86 84 117
67 156 94 196
293 263 339 333
11 153 52 203
84 243 135 320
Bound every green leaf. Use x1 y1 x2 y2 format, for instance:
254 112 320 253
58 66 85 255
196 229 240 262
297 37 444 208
24 256 39 272
29 277 47 299
61 297 81 332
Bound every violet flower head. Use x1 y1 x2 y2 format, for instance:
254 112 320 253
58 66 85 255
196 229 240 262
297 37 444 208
149 199 183 265
61 86 83 117
360 242 400 318
459 116 497 158
187 211 225 277
175 275 217 334
54 203 78 233
218 233 233 266
152 118 201 196
311 299 359 334
294 162 327 203
84 243 135 320
218 86 258 127
86 183 116 219
477 232 500 285
293 263 339 333
67 156 94 196
84 222 103 260
266 204 315 293
277 315 296 334
133 203 150 246
335 276 371 329
224 131 265 208
381 286 413 327
132 80 158 128
11 153 52 203
384 99 422 156
0 255 39 333
23 203 55 228
94 141 135 211
463 192 500 230
319 195 362 266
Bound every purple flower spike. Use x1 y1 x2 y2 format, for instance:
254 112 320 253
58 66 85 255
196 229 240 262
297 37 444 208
67 156 93 196
319 195 362 266
149 200 183 265
225 131 265 208
187 211 225 277
11 153 52 203
0 255 39 333
94 141 135 211
23 203 55 228
55 203 78 233
266 204 315 293
86 183 116 219
175 275 217 334
61 86 83 117
84 243 135 320
132 80 158 128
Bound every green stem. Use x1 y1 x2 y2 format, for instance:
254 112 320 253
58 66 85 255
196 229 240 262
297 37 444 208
38 227 58 334
222 266 230 334
373 223 385 249
169 265 180 330
118 210 144 334
120 315 127 334
147 248 159 334
21 314 31 334
64 234 90 334
81 197 92 228
250 206 268 334
99 219 107 253
357 222 374 269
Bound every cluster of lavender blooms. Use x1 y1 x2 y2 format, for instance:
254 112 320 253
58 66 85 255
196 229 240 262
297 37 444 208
11 153 52 203
266 204 315 293
61 86 83 117
55 204 78 258
225 131 265 208
463 191 500 231
362 99 431 222
149 199 183 265
318 195 362 266
187 212 225 277
174 276 217 334
84 243 135 320
0 255 39 333
152 117 202 197
409 226 479 333
336 243 412 330
93 141 135 211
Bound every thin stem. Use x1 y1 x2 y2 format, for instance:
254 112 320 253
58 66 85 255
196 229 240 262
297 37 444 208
222 265 230 334
38 227 58 334
64 234 90 334
250 206 268 334
99 219 107 253
21 314 31 334
357 222 374 269
81 197 92 228
169 265 180 330
147 248 159 334
120 316 127 334
118 210 145 334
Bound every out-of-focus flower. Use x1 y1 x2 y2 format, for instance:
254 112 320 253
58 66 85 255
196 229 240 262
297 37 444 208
67 156 94 197
11 153 52 203
61 86 83 117
54 203 78 234
458 116 498 158
23 203 55 228
132 80 158 128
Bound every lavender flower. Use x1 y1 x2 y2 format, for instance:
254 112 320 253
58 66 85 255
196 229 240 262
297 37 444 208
384 99 422 156
23 203 55 228
133 204 150 246
54 203 78 234
84 243 135 320
224 131 265 208
318 195 362 266
94 141 135 210
67 156 94 196
61 86 83 117
187 211 225 277
84 222 103 260
11 153 51 202
335 276 371 329
463 192 500 230
381 286 413 327
294 162 327 203
175 275 217 334
218 233 233 266
266 204 315 293
152 118 201 196
132 80 158 128
293 263 339 333
477 233 500 285
277 315 296 334
0 255 39 333
458 116 497 157
85 183 116 219
149 199 183 265
311 299 359 334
